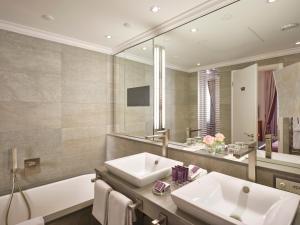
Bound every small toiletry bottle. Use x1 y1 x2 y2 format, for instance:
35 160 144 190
177 167 184 184
172 167 178 182
184 166 189 183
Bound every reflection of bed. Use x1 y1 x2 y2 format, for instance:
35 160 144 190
258 140 278 152
257 150 300 165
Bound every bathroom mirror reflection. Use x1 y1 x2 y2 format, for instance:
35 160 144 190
114 39 154 137
113 0 300 167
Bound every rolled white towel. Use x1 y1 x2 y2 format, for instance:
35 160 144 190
107 191 133 225
16 217 44 225
293 117 300 132
293 117 300 149
92 180 112 225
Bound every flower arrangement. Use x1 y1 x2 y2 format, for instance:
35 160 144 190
203 133 225 153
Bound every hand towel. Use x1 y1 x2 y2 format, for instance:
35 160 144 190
293 117 300 149
107 191 133 225
16 217 44 225
92 180 112 225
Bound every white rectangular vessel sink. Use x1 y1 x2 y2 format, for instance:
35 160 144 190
105 152 183 187
171 172 300 225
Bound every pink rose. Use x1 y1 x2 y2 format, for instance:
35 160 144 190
203 135 215 146
215 133 225 142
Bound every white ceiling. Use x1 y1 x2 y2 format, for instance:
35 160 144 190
124 0 300 71
0 0 207 51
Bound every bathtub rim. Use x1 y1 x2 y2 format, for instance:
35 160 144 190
0 172 95 196
0 172 95 224
44 199 93 223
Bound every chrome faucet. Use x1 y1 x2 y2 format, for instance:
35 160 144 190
233 141 257 182
186 128 201 139
145 129 169 157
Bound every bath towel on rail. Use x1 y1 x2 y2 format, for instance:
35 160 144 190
107 191 134 225
92 180 112 225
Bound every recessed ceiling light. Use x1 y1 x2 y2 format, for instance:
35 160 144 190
296 41 300 45
267 0 276 3
41 14 55 21
197 63 201 66
142 47 147 51
123 22 131 28
221 14 232 21
281 23 299 31
190 28 198 33
150 5 160 13
105 35 112 39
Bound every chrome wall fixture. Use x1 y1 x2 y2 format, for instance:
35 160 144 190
154 45 166 131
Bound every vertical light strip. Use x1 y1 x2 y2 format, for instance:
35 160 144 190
154 46 160 130
161 48 166 129
153 46 166 130
197 71 201 136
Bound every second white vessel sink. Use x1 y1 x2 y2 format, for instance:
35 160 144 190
171 172 300 225
105 152 183 187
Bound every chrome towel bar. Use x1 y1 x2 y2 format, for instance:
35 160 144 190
91 169 143 213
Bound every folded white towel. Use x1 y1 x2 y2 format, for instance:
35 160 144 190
188 165 207 181
107 191 133 225
92 180 112 225
16 217 44 225
293 118 300 149
293 117 300 132
293 131 300 150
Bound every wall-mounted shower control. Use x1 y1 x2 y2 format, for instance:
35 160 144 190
24 158 41 175
24 158 40 168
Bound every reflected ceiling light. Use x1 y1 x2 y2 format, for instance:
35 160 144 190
197 63 201 66
296 41 300 45
281 23 299 31
105 35 112 39
150 5 160 13
191 28 198 33
267 0 276 3
41 14 55 21
142 47 147 50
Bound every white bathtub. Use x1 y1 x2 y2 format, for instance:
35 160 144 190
0 174 95 225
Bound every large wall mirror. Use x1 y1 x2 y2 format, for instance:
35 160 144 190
114 39 154 137
113 0 300 168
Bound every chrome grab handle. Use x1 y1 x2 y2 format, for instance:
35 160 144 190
244 132 254 138
151 213 167 225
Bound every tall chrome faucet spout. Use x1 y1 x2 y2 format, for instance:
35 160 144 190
186 128 201 139
233 141 257 182
145 129 169 157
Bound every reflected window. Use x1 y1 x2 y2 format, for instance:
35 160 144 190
198 69 220 136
